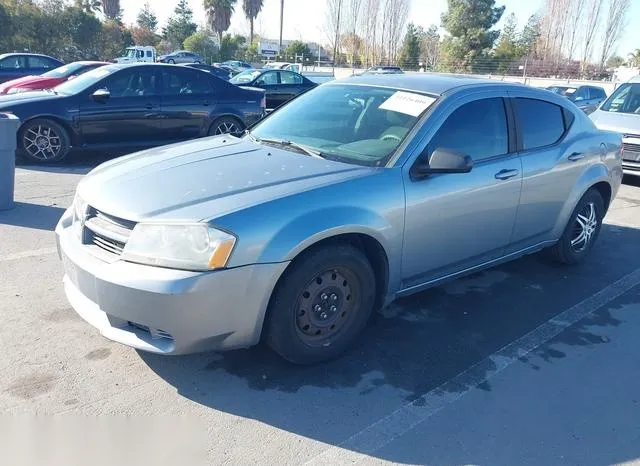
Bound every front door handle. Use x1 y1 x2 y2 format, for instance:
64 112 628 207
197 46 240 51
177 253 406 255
568 152 585 161
494 169 520 180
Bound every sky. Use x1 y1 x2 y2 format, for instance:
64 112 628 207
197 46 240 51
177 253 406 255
120 0 639 58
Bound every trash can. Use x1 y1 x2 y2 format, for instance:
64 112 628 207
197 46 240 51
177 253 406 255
0 113 20 211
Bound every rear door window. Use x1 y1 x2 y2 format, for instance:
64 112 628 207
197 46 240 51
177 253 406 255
514 98 567 151
162 68 213 95
0 56 27 69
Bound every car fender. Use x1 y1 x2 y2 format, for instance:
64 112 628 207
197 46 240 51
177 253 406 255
552 161 611 238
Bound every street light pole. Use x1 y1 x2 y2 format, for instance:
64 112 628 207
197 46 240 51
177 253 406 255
279 0 284 52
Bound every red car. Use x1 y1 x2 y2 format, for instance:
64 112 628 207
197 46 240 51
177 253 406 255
0 61 108 95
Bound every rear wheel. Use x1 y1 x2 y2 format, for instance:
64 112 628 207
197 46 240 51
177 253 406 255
208 116 243 136
266 243 376 365
18 118 70 164
549 188 604 264
167 59 175 64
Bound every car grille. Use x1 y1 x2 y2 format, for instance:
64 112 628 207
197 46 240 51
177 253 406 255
623 142 640 153
83 208 135 257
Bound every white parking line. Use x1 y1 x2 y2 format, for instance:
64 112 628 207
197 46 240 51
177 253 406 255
0 247 58 262
306 267 640 465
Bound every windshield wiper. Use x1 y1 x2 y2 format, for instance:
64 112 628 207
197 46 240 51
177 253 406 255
254 136 325 159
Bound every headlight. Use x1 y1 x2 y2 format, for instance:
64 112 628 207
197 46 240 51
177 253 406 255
122 223 236 271
72 194 88 239
7 87 28 94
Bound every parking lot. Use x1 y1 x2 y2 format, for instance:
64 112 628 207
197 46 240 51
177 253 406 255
2 155 640 465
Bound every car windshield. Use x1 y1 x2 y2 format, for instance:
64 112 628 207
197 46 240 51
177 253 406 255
230 70 261 84
54 65 116 95
250 84 437 167
42 63 85 78
600 83 640 114
124 48 136 58
548 86 577 96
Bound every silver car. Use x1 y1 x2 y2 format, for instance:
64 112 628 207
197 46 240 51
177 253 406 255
56 74 623 364
589 75 640 177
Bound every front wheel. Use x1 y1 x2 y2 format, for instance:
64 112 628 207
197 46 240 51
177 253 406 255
208 116 243 136
167 59 175 64
265 243 376 365
549 188 604 264
18 118 71 164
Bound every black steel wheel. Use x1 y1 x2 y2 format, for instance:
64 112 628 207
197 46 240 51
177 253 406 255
549 188 604 264
266 242 376 365
18 118 71 164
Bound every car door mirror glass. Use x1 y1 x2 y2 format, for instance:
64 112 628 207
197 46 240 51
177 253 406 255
413 148 473 178
92 88 110 102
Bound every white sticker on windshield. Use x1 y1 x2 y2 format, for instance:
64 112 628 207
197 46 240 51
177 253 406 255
379 91 436 116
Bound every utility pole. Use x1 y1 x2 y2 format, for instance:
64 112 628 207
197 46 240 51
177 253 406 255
279 0 284 52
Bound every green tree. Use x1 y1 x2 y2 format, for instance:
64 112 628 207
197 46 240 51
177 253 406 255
131 26 160 46
60 6 103 60
219 33 246 60
606 55 626 68
398 23 421 70
628 49 640 67
493 12 520 73
283 40 311 59
242 0 264 44
518 14 540 57
184 31 219 63
163 0 198 48
0 2 12 52
441 0 505 72
421 24 441 70
244 40 260 62
204 0 237 44
136 2 157 31
74 0 101 14
100 20 134 61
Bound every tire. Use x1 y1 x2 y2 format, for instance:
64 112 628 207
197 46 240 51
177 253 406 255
18 118 71 164
549 188 604 265
168 59 175 64
265 243 376 365
208 116 244 136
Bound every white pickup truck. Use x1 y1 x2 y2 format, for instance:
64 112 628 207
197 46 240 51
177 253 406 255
262 62 335 84
113 46 157 64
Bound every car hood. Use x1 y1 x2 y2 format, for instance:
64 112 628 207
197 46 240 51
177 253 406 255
0 75 39 91
590 109 640 135
0 90 63 106
77 136 374 222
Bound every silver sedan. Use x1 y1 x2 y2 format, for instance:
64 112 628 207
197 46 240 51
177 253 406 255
56 74 623 364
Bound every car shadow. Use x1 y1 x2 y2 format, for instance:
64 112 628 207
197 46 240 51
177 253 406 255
0 201 66 231
139 223 640 463
15 150 118 174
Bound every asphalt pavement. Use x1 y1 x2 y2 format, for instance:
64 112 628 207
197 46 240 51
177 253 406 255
1 154 640 465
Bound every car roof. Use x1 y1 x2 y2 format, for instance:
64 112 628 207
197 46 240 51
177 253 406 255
0 53 59 59
334 73 524 96
629 75 640 83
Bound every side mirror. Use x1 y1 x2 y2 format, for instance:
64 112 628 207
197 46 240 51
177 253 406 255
412 148 473 178
92 88 110 102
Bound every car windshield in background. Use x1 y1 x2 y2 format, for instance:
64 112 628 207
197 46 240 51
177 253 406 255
230 70 261 84
600 83 640 114
42 63 84 78
250 84 437 167
547 86 577 96
54 65 116 95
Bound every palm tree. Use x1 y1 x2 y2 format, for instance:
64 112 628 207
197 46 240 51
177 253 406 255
204 0 237 44
628 49 640 68
243 0 264 44
101 0 120 20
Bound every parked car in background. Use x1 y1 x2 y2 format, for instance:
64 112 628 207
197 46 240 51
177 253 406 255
158 51 204 64
362 66 404 75
0 53 64 84
56 74 621 364
182 63 233 81
262 61 335 84
230 68 316 110
1 63 265 163
113 46 157 64
0 61 108 95
219 60 253 73
545 85 607 114
590 75 640 177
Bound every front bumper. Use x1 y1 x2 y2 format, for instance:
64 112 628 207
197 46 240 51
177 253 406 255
55 208 289 355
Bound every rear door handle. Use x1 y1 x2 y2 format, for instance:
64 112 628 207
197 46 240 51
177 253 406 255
568 152 585 161
494 169 520 180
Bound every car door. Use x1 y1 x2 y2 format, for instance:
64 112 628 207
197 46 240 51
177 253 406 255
254 71 281 110
506 95 589 251
160 67 215 141
78 67 164 146
401 94 522 289
278 71 306 104
0 55 28 83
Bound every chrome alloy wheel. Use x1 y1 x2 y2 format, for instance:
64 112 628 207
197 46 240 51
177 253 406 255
571 201 598 252
23 124 62 161
214 121 239 135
